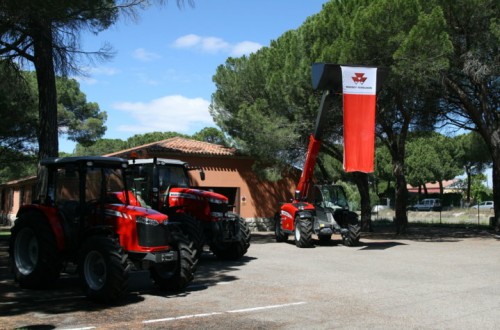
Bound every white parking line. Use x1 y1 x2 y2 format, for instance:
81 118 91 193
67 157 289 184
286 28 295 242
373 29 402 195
228 302 307 313
143 312 224 324
143 301 307 325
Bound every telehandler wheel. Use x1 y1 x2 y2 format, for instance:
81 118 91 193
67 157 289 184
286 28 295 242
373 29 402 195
170 212 204 258
274 213 288 242
150 231 196 292
78 236 130 304
210 215 250 260
9 215 62 289
342 224 361 247
294 217 314 248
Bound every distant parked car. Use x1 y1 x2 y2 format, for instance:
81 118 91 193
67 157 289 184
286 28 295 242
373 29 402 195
372 205 389 212
470 201 494 210
410 198 442 211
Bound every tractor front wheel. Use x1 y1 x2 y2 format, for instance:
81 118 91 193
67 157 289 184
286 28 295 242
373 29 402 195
170 212 204 258
9 214 62 289
274 213 288 242
294 217 313 248
78 236 130 303
210 215 251 260
150 231 196 292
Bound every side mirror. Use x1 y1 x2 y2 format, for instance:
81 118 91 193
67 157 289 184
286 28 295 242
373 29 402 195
199 169 205 181
294 190 301 201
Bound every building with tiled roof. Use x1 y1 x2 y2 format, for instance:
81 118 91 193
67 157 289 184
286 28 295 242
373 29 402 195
105 136 238 158
1 137 299 231
407 179 459 194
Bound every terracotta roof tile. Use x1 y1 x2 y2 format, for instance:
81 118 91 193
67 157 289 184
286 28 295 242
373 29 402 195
105 136 237 157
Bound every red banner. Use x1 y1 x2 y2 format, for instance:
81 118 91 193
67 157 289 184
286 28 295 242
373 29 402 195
341 66 378 173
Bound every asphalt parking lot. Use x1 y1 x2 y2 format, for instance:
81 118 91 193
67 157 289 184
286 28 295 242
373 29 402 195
1 227 499 329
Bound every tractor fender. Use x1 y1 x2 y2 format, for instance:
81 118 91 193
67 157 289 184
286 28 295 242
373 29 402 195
296 210 314 219
16 205 66 252
279 202 315 232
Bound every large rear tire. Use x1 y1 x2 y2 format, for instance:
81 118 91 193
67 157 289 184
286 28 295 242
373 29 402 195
274 213 288 242
9 214 62 289
294 217 313 248
150 231 196 292
78 236 129 303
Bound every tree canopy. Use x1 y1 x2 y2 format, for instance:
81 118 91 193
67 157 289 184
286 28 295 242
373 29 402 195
0 62 108 182
0 0 192 160
210 0 499 232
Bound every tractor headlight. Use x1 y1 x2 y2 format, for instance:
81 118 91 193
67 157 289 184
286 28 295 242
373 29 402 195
209 198 225 204
136 216 159 226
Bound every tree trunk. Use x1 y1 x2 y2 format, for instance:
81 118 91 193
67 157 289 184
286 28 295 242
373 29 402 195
31 20 59 160
491 150 500 232
438 180 443 196
465 165 471 203
393 160 408 234
352 172 372 232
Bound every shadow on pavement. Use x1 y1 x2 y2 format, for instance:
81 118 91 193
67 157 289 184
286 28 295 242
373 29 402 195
0 227 255 319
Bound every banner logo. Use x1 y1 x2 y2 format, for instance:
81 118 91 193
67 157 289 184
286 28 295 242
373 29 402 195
352 73 367 84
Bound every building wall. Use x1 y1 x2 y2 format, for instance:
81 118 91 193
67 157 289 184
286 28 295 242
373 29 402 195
1 180 36 226
179 155 299 220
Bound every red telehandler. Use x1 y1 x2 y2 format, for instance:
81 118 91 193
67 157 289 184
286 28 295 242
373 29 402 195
274 64 362 248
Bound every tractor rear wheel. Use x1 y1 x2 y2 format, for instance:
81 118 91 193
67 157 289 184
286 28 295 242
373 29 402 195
150 231 195 292
78 236 130 303
274 213 288 242
342 224 361 247
10 214 62 289
294 217 313 248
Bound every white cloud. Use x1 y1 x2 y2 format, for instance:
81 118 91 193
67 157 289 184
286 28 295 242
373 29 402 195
74 76 98 85
231 41 263 56
172 34 202 48
200 37 230 53
172 34 262 56
113 95 214 133
132 48 161 62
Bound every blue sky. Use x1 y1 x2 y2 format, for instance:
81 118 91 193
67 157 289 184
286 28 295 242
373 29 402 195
64 0 329 152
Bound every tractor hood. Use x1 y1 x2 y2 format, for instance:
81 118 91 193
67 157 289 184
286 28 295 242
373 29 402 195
104 203 169 223
170 187 228 204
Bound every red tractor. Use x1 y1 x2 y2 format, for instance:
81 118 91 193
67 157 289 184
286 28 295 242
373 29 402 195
275 64 362 248
126 157 251 260
9 156 196 303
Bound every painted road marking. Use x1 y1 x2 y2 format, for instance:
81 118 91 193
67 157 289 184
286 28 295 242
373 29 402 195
143 301 307 324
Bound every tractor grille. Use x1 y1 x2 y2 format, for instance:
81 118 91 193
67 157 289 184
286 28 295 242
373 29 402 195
137 222 170 247
209 202 229 214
